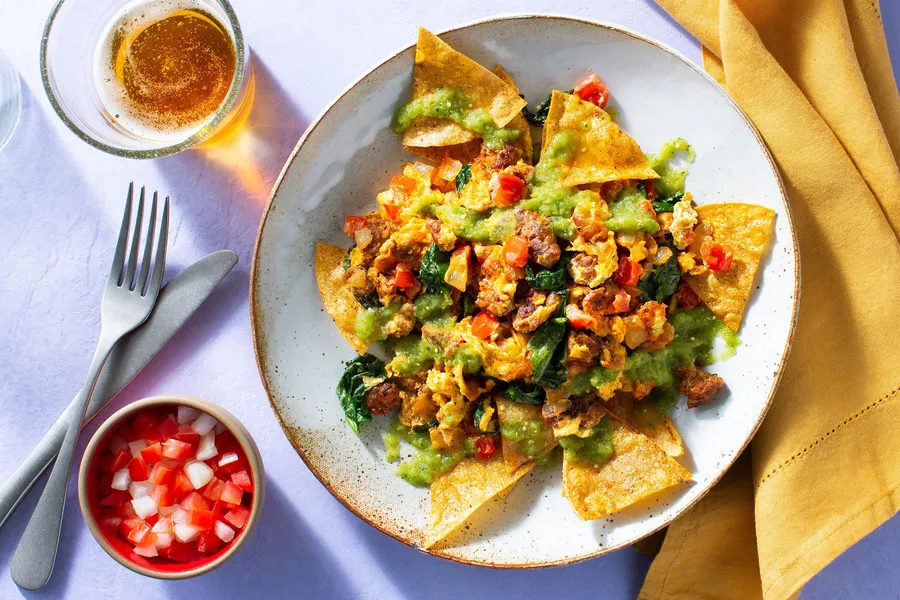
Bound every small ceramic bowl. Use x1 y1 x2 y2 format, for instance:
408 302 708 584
78 395 265 579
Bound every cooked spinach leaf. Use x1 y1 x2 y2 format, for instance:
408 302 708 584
651 191 685 213
525 265 566 292
337 354 386 433
343 244 356 270
473 398 497 433
637 248 681 303
528 317 567 388
354 293 381 309
522 89 572 126
412 418 439 433
460 292 477 318
500 383 545 405
419 244 451 293
455 164 472 193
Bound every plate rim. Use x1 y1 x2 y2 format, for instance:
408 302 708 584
249 12 801 569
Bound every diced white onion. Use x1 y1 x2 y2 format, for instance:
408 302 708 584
214 520 235 543
158 506 177 517
111 469 131 491
195 431 218 461
218 452 239 468
214 422 226 435
177 406 200 424
151 517 173 534
174 522 201 543
184 461 214 489
172 508 187 524
154 533 174 550
131 496 158 520
128 440 149 456
108 435 128 454
128 481 154 499
191 413 218 436
133 544 158 558
354 227 373 249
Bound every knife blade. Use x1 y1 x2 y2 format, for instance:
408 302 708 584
0 249 238 531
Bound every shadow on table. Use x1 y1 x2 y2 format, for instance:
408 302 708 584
164 481 351 599
155 52 309 263
345 511 653 600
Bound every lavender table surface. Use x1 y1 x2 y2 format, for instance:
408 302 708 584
1 1 898 598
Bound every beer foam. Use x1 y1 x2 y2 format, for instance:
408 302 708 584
92 0 233 143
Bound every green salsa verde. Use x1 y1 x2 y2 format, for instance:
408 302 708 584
605 187 660 234
648 138 695 198
500 420 555 460
355 302 401 342
391 88 521 149
383 421 474 486
558 419 615 466
385 333 483 376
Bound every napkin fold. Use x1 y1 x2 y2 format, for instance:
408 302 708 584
639 1 900 598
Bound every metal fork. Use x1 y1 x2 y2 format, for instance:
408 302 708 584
10 184 169 590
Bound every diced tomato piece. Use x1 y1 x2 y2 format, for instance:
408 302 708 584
218 452 243 474
614 257 642 287
150 463 174 486
116 500 138 520
490 173 525 207
110 450 131 472
573 74 611 108
677 282 700 309
211 498 227 519
133 411 161 440
215 431 239 453
382 202 400 221
162 541 193 562
389 175 417 198
394 263 418 289
701 241 734 272
196 530 222 554
118 423 139 443
502 235 529 268
100 490 130 507
98 454 115 473
474 436 496 459
173 469 194 496
98 473 114 495
157 417 179 440
566 304 596 329
611 289 632 313
186 509 215 530
127 521 151 545
343 216 368 237
181 492 210 512
175 425 201 445
644 179 657 201
219 481 243 506
128 456 149 482
436 154 463 181
151 484 175 508
203 478 225 501
471 311 499 340
224 506 250 529
120 516 143 539
98 514 122 535
144 513 160 528
230 470 253 493
140 442 163 465
162 439 191 462
639 198 657 218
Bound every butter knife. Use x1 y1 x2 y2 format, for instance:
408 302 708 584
0 249 238 531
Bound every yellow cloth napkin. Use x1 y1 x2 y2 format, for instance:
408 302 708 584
639 1 900 598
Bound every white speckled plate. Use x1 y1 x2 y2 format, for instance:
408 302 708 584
250 15 799 567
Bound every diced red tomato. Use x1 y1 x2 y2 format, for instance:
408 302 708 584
231 470 253 493
639 198 657 218
173 469 194 496
614 257 642 287
701 241 734 272
162 542 193 562
203 478 225 501
133 411 161 441
573 74 611 108
98 473 113 495
490 173 525 207
98 454 115 473
117 501 138 520
471 311 499 340
220 481 243 506
98 514 122 535
216 431 239 453
100 491 130 507
151 484 175 508
474 436 496 459
502 235 529 267
224 506 250 529
611 289 632 313
677 283 700 309
382 202 400 221
175 425 201 445
110 450 131 472
126 521 151 545
181 492 210 512
186 509 215 530
161 439 191 462
218 452 243 474
128 456 149 482
144 513 160 528
343 216 368 237
196 530 222 554
566 304 596 329
140 442 163 465
157 417 179 440
394 263 418 289
150 463 174 486
120 517 143 540
390 175 417 198
118 424 139 442
644 179 657 201
211 498 227 519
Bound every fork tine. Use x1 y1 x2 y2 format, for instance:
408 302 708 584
109 183 133 285
123 187 145 289
136 192 158 295
146 195 169 297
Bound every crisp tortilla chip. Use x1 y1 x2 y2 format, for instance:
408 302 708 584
684 203 775 332
403 140 482 165
563 415 691 521
606 395 684 457
402 28 526 148
425 452 531 548
314 243 368 354
495 397 558 475
542 91 659 187
491 65 533 164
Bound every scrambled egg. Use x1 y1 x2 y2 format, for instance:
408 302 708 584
568 236 618 288
670 194 698 250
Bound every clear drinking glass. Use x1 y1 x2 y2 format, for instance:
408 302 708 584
41 0 252 159
0 48 21 152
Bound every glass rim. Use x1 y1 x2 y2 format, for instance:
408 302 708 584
40 0 247 159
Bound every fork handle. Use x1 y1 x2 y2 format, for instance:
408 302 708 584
10 335 116 591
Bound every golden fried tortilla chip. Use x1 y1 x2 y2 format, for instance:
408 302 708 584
425 452 531 549
606 395 684 457
542 91 659 187
402 140 483 164
495 397 558 475
563 415 691 521
314 243 368 354
402 28 526 148
684 203 776 332
491 65 533 164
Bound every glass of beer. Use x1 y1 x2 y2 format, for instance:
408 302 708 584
41 0 252 158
